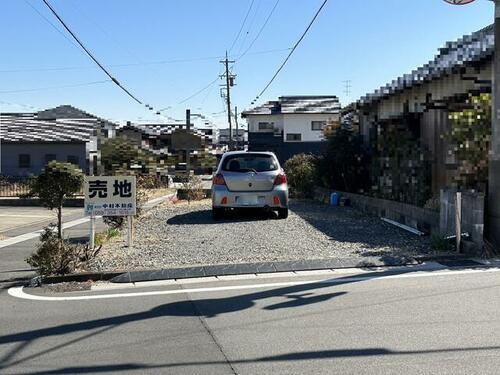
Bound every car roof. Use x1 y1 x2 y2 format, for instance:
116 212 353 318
221 150 276 157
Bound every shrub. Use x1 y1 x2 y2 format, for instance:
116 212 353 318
448 93 491 190
180 174 205 203
26 225 101 276
284 154 317 198
318 130 369 193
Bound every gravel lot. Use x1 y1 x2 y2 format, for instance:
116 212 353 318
86 199 431 272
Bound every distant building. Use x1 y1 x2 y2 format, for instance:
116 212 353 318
218 128 247 146
242 96 341 163
116 121 218 174
0 105 115 177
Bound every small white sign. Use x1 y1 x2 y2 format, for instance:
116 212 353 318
84 176 136 216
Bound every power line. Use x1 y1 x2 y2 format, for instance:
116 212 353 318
251 0 329 105
0 48 294 73
228 0 256 53
22 0 85 56
0 80 111 94
236 0 262 57
237 0 281 61
176 77 220 106
41 0 143 105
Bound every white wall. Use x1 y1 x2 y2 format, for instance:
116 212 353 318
282 113 339 142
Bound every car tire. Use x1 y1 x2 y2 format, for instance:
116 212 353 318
212 207 224 220
277 208 288 219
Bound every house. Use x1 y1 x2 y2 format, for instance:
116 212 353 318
242 95 341 163
116 120 218 174
347 24 493 196
0 105 115 177
343 24 496 252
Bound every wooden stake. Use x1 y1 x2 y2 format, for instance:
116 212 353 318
456 192 462 253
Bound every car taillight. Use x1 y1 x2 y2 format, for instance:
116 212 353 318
213 174 226 186
274 173 287 186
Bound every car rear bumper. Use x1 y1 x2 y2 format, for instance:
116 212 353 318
212 185 288 209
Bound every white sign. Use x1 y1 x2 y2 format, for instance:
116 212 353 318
84 176 136 216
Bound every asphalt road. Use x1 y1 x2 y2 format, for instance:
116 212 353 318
2 266 500 374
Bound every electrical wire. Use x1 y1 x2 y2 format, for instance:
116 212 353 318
22 0 85 56
177 77 220 106
0 80 111 94
236 0 262 57
228 0 256 53
237 0 281 61
0 48 294 73
251 0 329 104
41 0 143 105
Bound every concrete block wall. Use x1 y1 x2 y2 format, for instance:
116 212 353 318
314 187 440 234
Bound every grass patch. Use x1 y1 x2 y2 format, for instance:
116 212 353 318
95 228 121 247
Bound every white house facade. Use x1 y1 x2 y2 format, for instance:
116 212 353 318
242 96 340 162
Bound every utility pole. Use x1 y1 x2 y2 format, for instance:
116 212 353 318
234 106 239 150
186 108 191 174
220 51 236 150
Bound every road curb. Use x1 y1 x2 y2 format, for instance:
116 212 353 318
32 255 418 285
29 253 489 286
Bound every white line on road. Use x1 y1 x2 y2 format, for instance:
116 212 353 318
8 267 500 302
0 217 97 249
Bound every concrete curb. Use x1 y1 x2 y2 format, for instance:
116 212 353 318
27 254 490 286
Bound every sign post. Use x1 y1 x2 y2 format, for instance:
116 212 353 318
84 176 137 248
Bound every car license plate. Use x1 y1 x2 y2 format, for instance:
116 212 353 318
237 196 258 206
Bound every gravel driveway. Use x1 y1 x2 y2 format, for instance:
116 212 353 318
86 199 430 272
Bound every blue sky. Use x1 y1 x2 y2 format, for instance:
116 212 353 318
0 0 494 126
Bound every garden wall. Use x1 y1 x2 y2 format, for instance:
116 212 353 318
313 187 440 234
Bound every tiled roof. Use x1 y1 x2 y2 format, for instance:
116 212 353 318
0 106 115 143
356 24 494 107
242 95 341 116
119 123 213 138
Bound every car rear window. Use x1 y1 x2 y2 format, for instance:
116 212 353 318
221 154 278 172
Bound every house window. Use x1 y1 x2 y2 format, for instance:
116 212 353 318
19 154 31 168
286 133 302 142
45 154 56 165
311 121 326 131
67 155 79 165
258 122 274 131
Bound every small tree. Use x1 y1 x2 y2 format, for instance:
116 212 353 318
284 153 318 198
28 161 84 238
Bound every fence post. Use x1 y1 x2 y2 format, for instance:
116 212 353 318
127 215 133 248
456 192 462 253
89 215 95 249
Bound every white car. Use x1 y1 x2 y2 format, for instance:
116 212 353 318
211 151 289 220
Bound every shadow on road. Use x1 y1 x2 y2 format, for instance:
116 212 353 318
13 344 500 374
0 265 495 372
